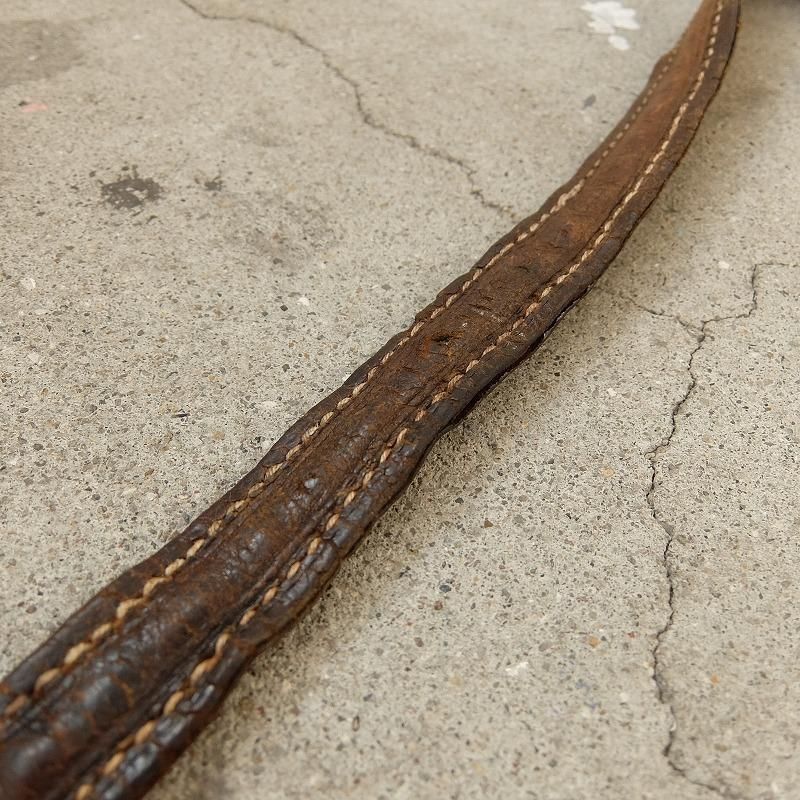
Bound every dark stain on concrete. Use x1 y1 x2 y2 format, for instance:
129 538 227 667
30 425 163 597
100 166 163 212
203 175 223 192
0 20 81 90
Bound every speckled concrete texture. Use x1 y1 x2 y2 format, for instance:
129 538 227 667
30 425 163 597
1 1 798 798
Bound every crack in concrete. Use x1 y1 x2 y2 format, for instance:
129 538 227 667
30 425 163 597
177 0 513 223
602 288 698 333
645 263 762 799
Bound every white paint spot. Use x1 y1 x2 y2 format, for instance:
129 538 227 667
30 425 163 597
297 295 310 307
21 277 36 291
606 387 618 397
718 260 731 270
505 660 529 677
582 1 640 31
581 1 640 50
608 34 631 51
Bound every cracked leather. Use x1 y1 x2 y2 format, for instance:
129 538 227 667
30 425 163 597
0 1 739 798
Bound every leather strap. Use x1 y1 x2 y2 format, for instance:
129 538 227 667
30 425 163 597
0 2 739 798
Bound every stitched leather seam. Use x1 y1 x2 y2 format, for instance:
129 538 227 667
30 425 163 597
0 43 680 724
74 7 724 794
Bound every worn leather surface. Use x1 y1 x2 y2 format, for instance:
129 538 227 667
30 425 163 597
0 1 739 798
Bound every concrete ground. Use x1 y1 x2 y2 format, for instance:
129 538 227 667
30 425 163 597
1 0 798 798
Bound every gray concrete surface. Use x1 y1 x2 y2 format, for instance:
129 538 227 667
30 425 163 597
1 1 798 798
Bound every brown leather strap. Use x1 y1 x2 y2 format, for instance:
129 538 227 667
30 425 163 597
0 2 739 798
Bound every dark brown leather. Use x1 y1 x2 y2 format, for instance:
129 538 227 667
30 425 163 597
0 2 739 798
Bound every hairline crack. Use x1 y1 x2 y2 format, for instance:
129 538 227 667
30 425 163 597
645 261 763 799
176 0 513 223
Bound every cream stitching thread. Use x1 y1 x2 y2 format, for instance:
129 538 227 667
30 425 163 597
74 8 725 793
0 46 681 726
